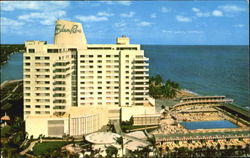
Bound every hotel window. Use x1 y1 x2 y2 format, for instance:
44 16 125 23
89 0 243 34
98 66 102 68
89 55 93 57
126 103 129 105
25 75 30 78
98 76 102 79
25 81 30 84
25 68 30 72
45 111 50 114
35 57 41 60
126 92 129 94
126 66 129 68
25 56 30 60
98 60 102 63
25 63 30 66
106 81 110 84
28 49 35 53
47 49 58 53
126 55 129 57
126 81 129 84
80 55 85 57
90 66 93 68
98 92 102 94
98 97 102 99
25 99 31 102
98 87 102 89
114 55 119 57
126 76 129 79
98 55 102 57
89 60 93 63
25 105 31 108
35 111 41 114
25 87 31 90
98 102 102 105
35 105 41 108
25 111 31 114
25 93 30 96
45 57 50 60
126 71 129 73
98 81 102 84
126 60 129 63
126 97 129 100
106 55 111 57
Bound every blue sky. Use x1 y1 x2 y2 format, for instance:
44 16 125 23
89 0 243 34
1 1 249 45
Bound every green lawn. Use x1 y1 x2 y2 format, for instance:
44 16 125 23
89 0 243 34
32 141 69 156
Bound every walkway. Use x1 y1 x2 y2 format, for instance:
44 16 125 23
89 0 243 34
1 80 22 103
19 140 39 156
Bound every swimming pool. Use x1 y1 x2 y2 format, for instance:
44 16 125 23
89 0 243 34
181 120 239 130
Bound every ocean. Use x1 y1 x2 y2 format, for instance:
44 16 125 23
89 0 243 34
1 45 249 108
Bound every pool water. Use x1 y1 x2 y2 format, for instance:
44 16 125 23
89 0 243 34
181 120 239 130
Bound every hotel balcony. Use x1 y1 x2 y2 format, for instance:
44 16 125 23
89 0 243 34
133 68 149 72
132 62 149 67
132 84 149 88
134 57 149 61
132 72 149 77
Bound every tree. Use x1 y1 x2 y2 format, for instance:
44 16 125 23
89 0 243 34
1 103 12 110
105 146 118 158
147 135 158 157
161 105 165 110
115 136 124 157
154 74 163 85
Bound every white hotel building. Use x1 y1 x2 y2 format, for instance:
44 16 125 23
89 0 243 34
23 20 156 137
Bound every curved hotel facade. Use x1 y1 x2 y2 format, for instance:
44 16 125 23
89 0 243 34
23 20 156 137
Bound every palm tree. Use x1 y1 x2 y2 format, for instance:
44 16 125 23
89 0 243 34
105 146 118 158
115 136 124 157
147 135 158 157
162 80 180 99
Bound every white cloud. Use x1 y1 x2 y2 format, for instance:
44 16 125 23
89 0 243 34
1 17 24 26
212 10 223 16
137 21 152 27
160 7 170 13
117 1 131 6
1 1 70 11
150 13 156 18
18 11 66 25
188 30 203 34
196 12 210 17
97 11 114 17
101 1 131 6
120 11 135 18
114 22 127 27
218 5 246 12
234 24 245 28
162 29 203 34
75 15 108 22
192 8 200 12
176 16 192 22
